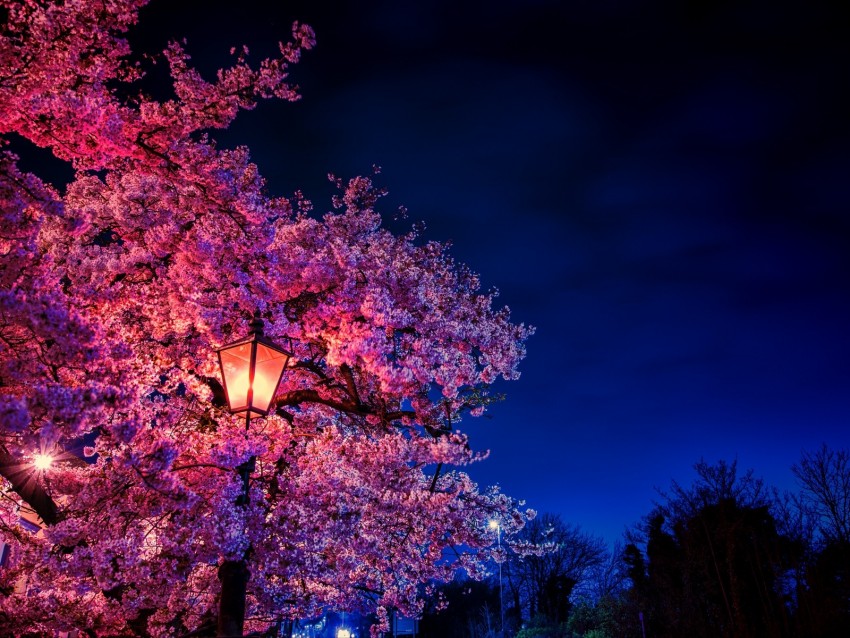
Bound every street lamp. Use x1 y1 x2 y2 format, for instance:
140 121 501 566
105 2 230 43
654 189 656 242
214 311 293 638
489 519 504 636
216 311 292 506
217 311 291 425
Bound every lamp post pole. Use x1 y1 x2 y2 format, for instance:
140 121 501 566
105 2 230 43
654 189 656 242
490 520 504 636
216 311 291 637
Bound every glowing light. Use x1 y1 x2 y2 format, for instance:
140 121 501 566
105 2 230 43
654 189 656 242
33 453 54 471
337 630 351 638
489 519 500 530
229 369 276 410
217 320 291 418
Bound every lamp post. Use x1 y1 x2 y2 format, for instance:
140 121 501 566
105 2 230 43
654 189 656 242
217 311 291 504
215 310 291 637
489 519 504 637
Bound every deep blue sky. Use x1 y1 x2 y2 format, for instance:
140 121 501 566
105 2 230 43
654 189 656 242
135 0 850 545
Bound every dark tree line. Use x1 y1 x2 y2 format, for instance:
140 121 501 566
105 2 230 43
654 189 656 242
622 448 850 638
419 514 611 638
420 445 850 638
624 460 795 637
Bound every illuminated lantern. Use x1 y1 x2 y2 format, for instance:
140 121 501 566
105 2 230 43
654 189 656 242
216 312 291 420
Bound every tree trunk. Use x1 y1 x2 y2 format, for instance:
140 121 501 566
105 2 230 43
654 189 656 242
218 559 249 637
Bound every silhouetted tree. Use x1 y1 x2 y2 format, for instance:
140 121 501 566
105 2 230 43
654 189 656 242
788 445 850 635
793 444 850 545
627 460 794 638
799 539 850 637
419 577 500 638
505 514 607 629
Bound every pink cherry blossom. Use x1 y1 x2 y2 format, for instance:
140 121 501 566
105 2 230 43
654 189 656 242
0 1 533 636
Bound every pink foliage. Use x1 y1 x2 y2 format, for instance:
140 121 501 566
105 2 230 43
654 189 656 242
0 1 532 635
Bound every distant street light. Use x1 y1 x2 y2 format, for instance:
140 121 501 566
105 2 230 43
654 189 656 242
489 519 505 636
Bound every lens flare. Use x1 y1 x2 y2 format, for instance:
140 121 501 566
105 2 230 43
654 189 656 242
33 453 54 471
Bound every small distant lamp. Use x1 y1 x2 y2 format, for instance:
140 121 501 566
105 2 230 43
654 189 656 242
216 311 291 422
336 629 351 638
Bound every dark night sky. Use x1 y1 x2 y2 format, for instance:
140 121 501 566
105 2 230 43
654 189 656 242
132 0 850 544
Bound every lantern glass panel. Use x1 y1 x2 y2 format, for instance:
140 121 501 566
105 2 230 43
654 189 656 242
250 343 289 414
219 343 253 412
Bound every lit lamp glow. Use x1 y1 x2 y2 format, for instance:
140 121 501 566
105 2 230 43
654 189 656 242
336 629 351 638
33 453 54 471
216 312 291 420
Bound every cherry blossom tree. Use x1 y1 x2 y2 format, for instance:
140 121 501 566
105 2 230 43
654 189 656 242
0 1 533 636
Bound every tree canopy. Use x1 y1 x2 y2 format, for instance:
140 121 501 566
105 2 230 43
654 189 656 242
0 2 533 636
